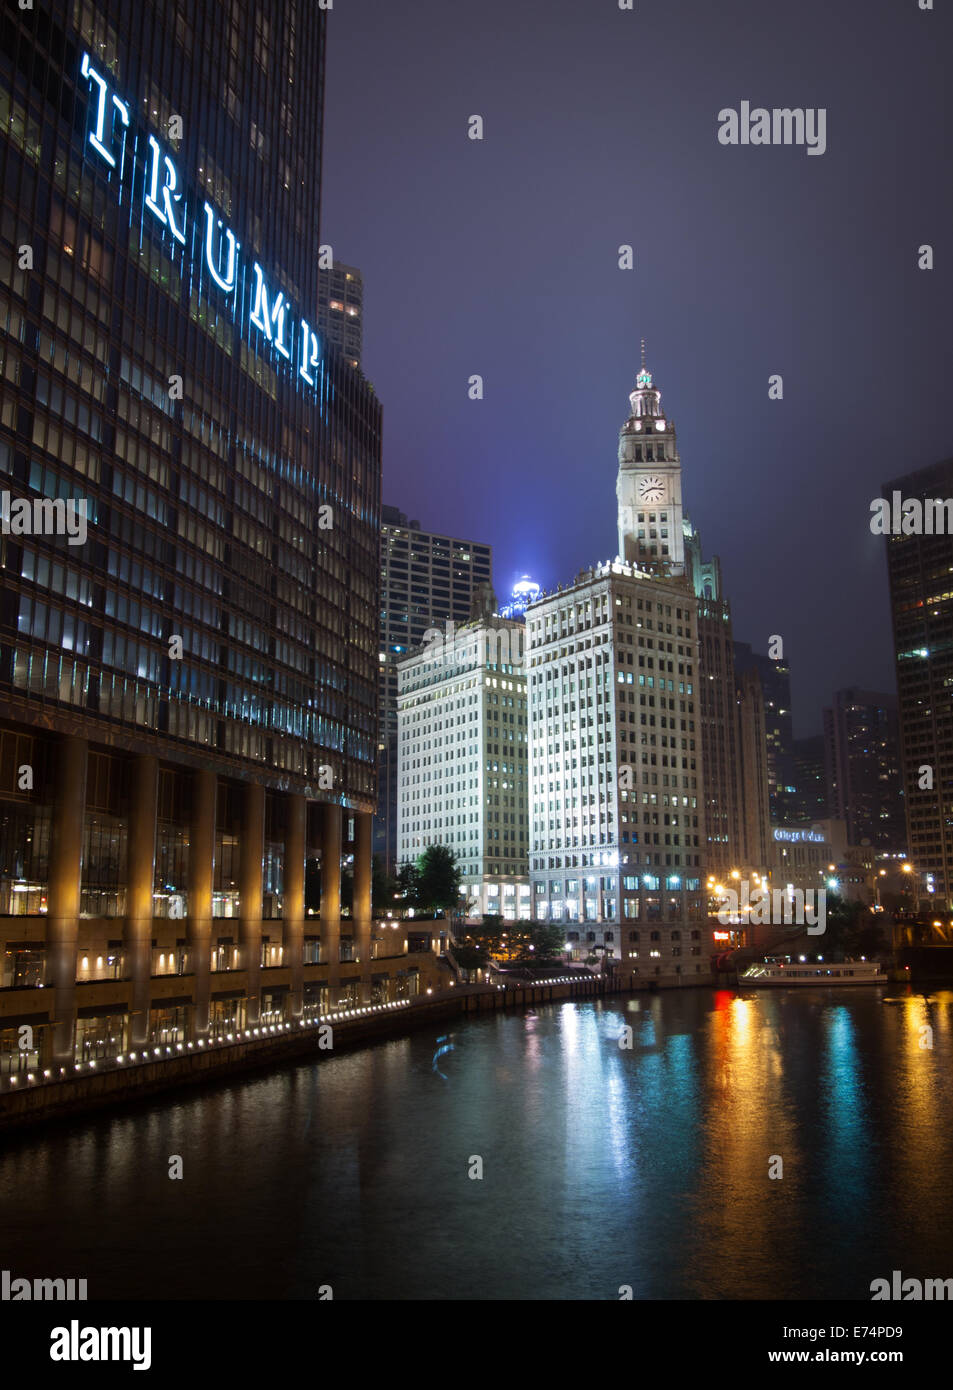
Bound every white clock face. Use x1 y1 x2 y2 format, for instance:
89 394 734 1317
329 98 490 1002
638 476 665 503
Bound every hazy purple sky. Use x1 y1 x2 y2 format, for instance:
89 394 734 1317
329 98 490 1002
321 0 952 737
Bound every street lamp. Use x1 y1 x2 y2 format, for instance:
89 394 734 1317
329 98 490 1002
900 860 922 914
874 868 887 911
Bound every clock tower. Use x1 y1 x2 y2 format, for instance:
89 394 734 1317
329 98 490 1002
616 343 685 572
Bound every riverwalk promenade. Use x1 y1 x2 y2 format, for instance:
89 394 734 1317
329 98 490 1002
0 972 608 1131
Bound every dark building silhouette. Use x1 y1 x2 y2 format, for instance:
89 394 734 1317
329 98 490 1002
733 640 796 824
789 734 829 825
736 667 772 869
882 458 953 911
684 523 744 875
822 690 904 852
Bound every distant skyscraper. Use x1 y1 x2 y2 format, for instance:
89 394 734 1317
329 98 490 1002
823 690 904 851
317 261 363 368
397 615 529 921
684 522 744 876
377 506 492 872
736 669 773 870
882 458 953 910
733 641 796 824
789 734 829 825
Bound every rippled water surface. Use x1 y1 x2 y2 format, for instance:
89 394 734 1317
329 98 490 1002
2 987 952 1300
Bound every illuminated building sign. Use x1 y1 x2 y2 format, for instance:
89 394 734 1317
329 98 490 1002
79 53 324 394
773 828 825 844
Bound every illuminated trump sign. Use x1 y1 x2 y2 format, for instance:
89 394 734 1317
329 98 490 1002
79 53 324 392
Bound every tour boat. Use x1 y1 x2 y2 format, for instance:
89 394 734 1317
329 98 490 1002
738 959 887 986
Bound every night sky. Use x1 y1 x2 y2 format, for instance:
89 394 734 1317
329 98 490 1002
321 0 952 736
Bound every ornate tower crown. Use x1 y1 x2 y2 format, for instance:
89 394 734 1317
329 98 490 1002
629 339 662 418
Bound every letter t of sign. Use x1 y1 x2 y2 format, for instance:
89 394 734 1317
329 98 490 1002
80 53 130 170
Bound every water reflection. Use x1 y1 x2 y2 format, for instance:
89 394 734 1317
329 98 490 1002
0 989 951 1300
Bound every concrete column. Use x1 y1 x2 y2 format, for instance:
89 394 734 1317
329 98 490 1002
125 754 158 1047
48 736 87 1062
283 793 306 1018
354 811 373 1003
320 803 341 999
239 782 264 1025
39 1024 55 1068
187 769 216 1037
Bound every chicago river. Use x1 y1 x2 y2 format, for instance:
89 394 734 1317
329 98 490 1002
2 988 951 1301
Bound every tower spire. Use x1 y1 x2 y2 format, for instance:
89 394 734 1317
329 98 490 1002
634 341 654 398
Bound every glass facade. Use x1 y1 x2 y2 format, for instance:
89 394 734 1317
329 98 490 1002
0 0 379 802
